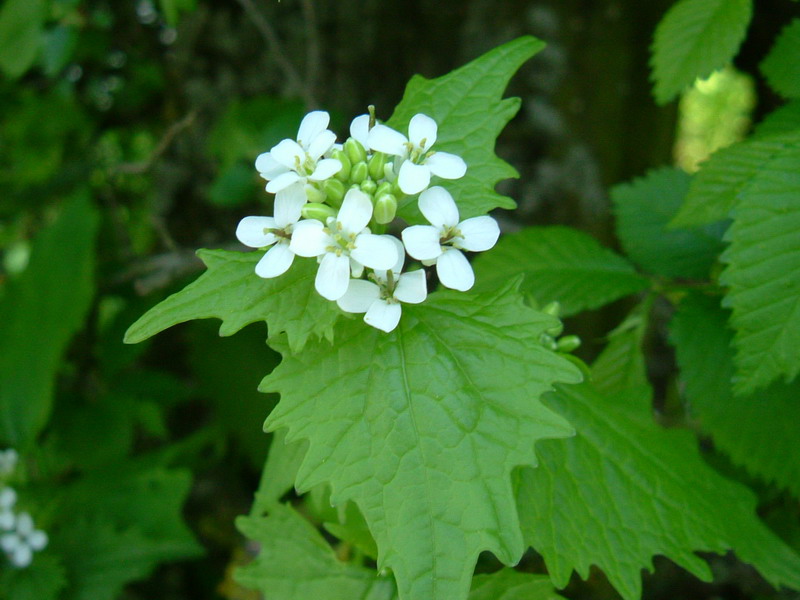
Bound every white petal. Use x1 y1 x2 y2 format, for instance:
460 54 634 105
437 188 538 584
309 158 342 181
270 139 305 169
15 513 32 535
255 243 295 278
27 530 47 551
408 113 437 149
418 186 459 228
1 533 19 552
236 216 277 248
387 235 406 274
401 225 442 260
436 248 474 291
457 216 500 252
336 188 373 234
394 269 427 304
0 488 16 509
351 233 398 270
350 114 370 146
266 171 301 194
315 253 351 300
364 300 402 333
350 258 364 278
367 124 408 156
297 110 330 148
398 161 431 195
336 279 380 313
273 183 306 227
307 129 337 160
255 152 286 179
0 511 14 530
426 151 467 180
11 544 32 568
289 220 329 257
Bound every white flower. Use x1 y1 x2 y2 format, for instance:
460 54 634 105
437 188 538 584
349 114 371 148
401 186 499 291
236 183 307 278
0 449 18 476
1 512 47 569
289 188 398 300
337 237 427 332
367 113 467 195
255 110 342 194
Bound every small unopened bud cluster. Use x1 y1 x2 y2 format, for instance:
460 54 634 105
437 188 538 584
0 449 48 569
236 107 501 333
540 302 581 353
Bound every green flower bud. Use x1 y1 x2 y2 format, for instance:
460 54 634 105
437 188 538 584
373 193 398 224
556 335 581 353
375 181 393 198
542 301 561 318
368 151 388 181
545 322 564 337
350 161 368 185
304 184 326 204
301 202 337 222
539 333 558 351
333 150 351 182
360 179 377 195
344 138 368 165
323 178 346 207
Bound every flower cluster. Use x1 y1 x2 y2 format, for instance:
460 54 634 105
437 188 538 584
0 449 48 569
237 109 499 332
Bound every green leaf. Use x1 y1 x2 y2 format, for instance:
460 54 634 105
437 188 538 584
670 131 800 227
670 294 800 497
518 382 800 600
753 100 800 138
0 554 67 600
237 504 399 600
261 282 582 600
237 505 563 600
0 0 45 78
719 147 800 393
612 167 726 279
650 0 753 104
158 0 196 26
124 250 340 353
472 226 649 317
761 19 800 99
252 429 307 512
387 36 544 220
0 193 99 447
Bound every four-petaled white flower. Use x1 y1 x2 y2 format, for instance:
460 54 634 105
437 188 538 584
1 512 47 569
401 186 499 291
290 188 399 300
236 183 307 278
337 237 427 332
367 113 467 195
255 110 342 194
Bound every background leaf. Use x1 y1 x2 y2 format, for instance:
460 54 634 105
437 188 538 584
650 0 753 104
0 0 45 78
670 293 800 498
612 167 726 278
261 282 581 600
0 193 98 448
761 19 800 99
472 226 648 316
125 250 340 353
387 36 544 220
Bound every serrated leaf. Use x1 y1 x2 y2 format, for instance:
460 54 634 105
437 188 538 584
0 193 98 448
650 0 753 104
761 19 800 98
518 381 800 600
0 0 45 78
261 282 582 600
125 250 339 353
670 294 800 497
719 147 800 393
670 131 800 227
612 167 726 278
237 504 563 600
472 226 648 317
387 36 544 221
0 554 66 600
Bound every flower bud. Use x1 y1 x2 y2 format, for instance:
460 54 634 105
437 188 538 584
539 333 558 351
557 335 581 353
375 181 393 198
545 321 564 337
542 301 561 317
323 178 346 207
349 161 368 185
368 151 388 181
344 138 368 165
373 193 398 224
332 150 351 182
304 184 326 204
360 179 377 195
301 202 337 222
